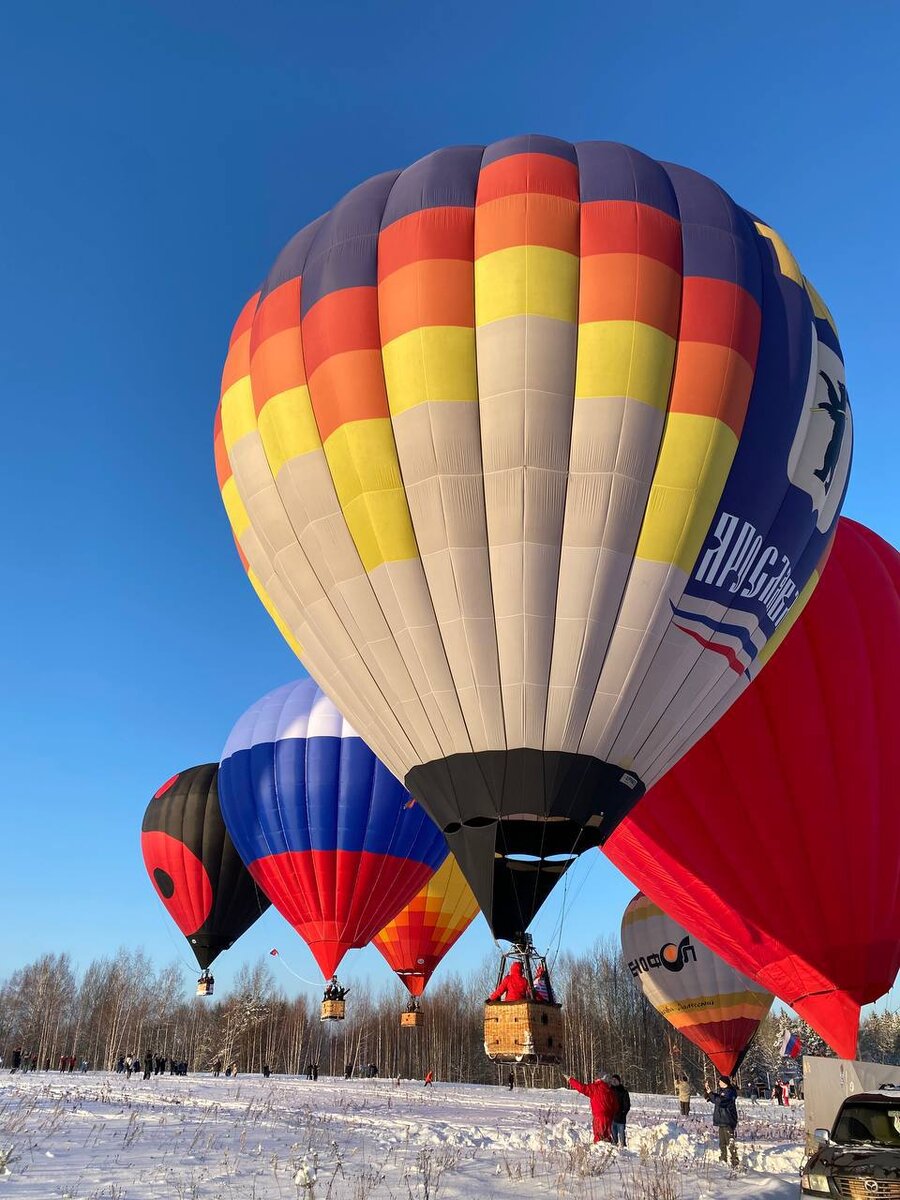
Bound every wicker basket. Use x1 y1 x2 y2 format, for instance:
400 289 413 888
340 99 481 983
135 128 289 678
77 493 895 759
400 1010 423 1028
483 1001 563 1064
320 999 346 1021
196 979 214 997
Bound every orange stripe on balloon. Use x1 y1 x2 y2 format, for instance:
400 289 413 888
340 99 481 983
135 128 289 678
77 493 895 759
378 258 474 343
579 254 681 336
250 326 307 414
474 193 579 257
213 419 232 488
378 206 474 280
476 152 579 204
228 292 259 348
668 342 755 438
309 349 389 442
250 278 301 348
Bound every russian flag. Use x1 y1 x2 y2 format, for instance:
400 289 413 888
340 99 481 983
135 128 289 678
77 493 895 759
779 1031 802 1059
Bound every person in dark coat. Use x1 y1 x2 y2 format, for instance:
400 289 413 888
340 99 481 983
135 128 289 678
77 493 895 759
344 1062 353 1079
567 1075 619 1143
263 1063 271 1078
609 1074 631 1147
488 961 531 1002
312 1063 319 1081
213 1059 223 1077
11 1048 21 1073
705 1075 739 1166
143 1051 153 1080
506 1071 514 1091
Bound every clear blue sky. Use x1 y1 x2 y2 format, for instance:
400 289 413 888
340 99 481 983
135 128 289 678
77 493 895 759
1 2 897 1001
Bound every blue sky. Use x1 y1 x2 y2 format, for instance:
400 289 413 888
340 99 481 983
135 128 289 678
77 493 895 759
1 1 897 1002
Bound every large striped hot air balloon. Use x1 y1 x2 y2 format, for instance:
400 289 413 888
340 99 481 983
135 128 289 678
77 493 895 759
607 518 900 1060
141 764 270 971
217 678 448 978
373 855 480 996
214 136 852 941
622 893 772 1077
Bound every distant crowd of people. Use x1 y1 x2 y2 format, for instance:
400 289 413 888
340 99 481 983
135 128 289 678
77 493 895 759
4 1049 90 1073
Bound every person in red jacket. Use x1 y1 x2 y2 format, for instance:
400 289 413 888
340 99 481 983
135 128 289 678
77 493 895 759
567 1074 619 1143
488 961 531 1002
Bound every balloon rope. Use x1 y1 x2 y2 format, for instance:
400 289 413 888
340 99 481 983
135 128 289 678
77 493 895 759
270 952 323 990
152 905 209 978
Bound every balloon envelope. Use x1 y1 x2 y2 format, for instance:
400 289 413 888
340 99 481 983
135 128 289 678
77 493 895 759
215 136 851 940
218 678 448 978
141 764 270 970
622 892 772 1077
373 854 480 996
608 519 900 1059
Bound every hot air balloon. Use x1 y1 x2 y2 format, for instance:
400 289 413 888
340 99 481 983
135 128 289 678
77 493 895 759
622 892 772 1077
607 518 899 1059
141 764 270 994
214 135 851 943
373 854 479 1024
217 677 448 1011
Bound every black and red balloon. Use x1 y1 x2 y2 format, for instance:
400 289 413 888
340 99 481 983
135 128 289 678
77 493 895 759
141 764 270 970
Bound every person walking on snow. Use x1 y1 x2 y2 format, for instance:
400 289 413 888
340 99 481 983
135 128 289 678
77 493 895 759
705 1074 739 1166
609 1074 631 1147
424 1070 434 1087
567 1074 619 1143
675 1073 692 1116
489 961 531 1002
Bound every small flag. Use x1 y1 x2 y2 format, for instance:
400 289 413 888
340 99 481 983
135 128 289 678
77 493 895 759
269 948 279 957
779 1031 802 1059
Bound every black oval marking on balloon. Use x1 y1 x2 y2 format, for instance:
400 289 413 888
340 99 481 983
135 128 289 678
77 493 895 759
153 867 175 899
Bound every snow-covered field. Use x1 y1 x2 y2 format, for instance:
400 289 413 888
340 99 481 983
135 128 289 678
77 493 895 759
0 1072 804 1199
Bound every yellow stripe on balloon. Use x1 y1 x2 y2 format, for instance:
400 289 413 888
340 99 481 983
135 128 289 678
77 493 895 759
474 246 578 325
803 276 840 338
381 326 478 415
256 385 321 477
221 475 250 541
635 413 738 574
754 222 803 285
323 418 419 571
575 321 677 409
220 376 257 451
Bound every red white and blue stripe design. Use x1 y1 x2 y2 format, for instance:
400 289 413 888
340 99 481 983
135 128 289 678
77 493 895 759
218 677 448 977
779 1031 803 1059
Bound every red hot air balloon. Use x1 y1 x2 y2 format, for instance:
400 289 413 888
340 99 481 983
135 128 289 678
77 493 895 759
607 518 900 1059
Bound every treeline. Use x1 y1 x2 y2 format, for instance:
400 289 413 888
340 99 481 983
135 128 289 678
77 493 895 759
3 942 892 1092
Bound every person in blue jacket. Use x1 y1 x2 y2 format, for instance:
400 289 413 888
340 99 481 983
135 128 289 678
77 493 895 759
705 1075 739 1165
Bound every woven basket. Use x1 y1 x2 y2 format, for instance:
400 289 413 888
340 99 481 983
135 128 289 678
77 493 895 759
320 999 346 1021
483 1001 563 1064
400 1010 423 1028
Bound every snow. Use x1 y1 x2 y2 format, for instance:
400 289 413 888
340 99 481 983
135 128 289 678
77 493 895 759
0 1072 805 1198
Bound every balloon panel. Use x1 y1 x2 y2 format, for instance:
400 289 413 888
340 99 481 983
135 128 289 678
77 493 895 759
608 519 900 1059
216 136 851 939
140 764 270 970
218 678 448 978
373 854 480 995
621 892 772 1076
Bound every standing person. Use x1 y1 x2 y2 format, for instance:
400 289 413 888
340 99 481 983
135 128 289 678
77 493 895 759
125 1054 134 1079
424 1070 434 1087
312 1063 319 1081
488 961 530 1002
533 964 552 1003
213 1059 222 1077
143 1051 153 1080
263 1063 271 1078
675 1074 692 1116
705 1075 739 1166
609 1075 631 1148
11 1048 21 1073
567 1074 619 1144
344 1062 353 1080
506 1071 514 1091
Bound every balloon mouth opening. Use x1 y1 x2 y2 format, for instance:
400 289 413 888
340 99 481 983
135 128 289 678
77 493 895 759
503 852 579 864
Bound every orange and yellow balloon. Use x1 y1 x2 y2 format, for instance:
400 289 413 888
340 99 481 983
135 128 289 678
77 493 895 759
373 855 479 996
